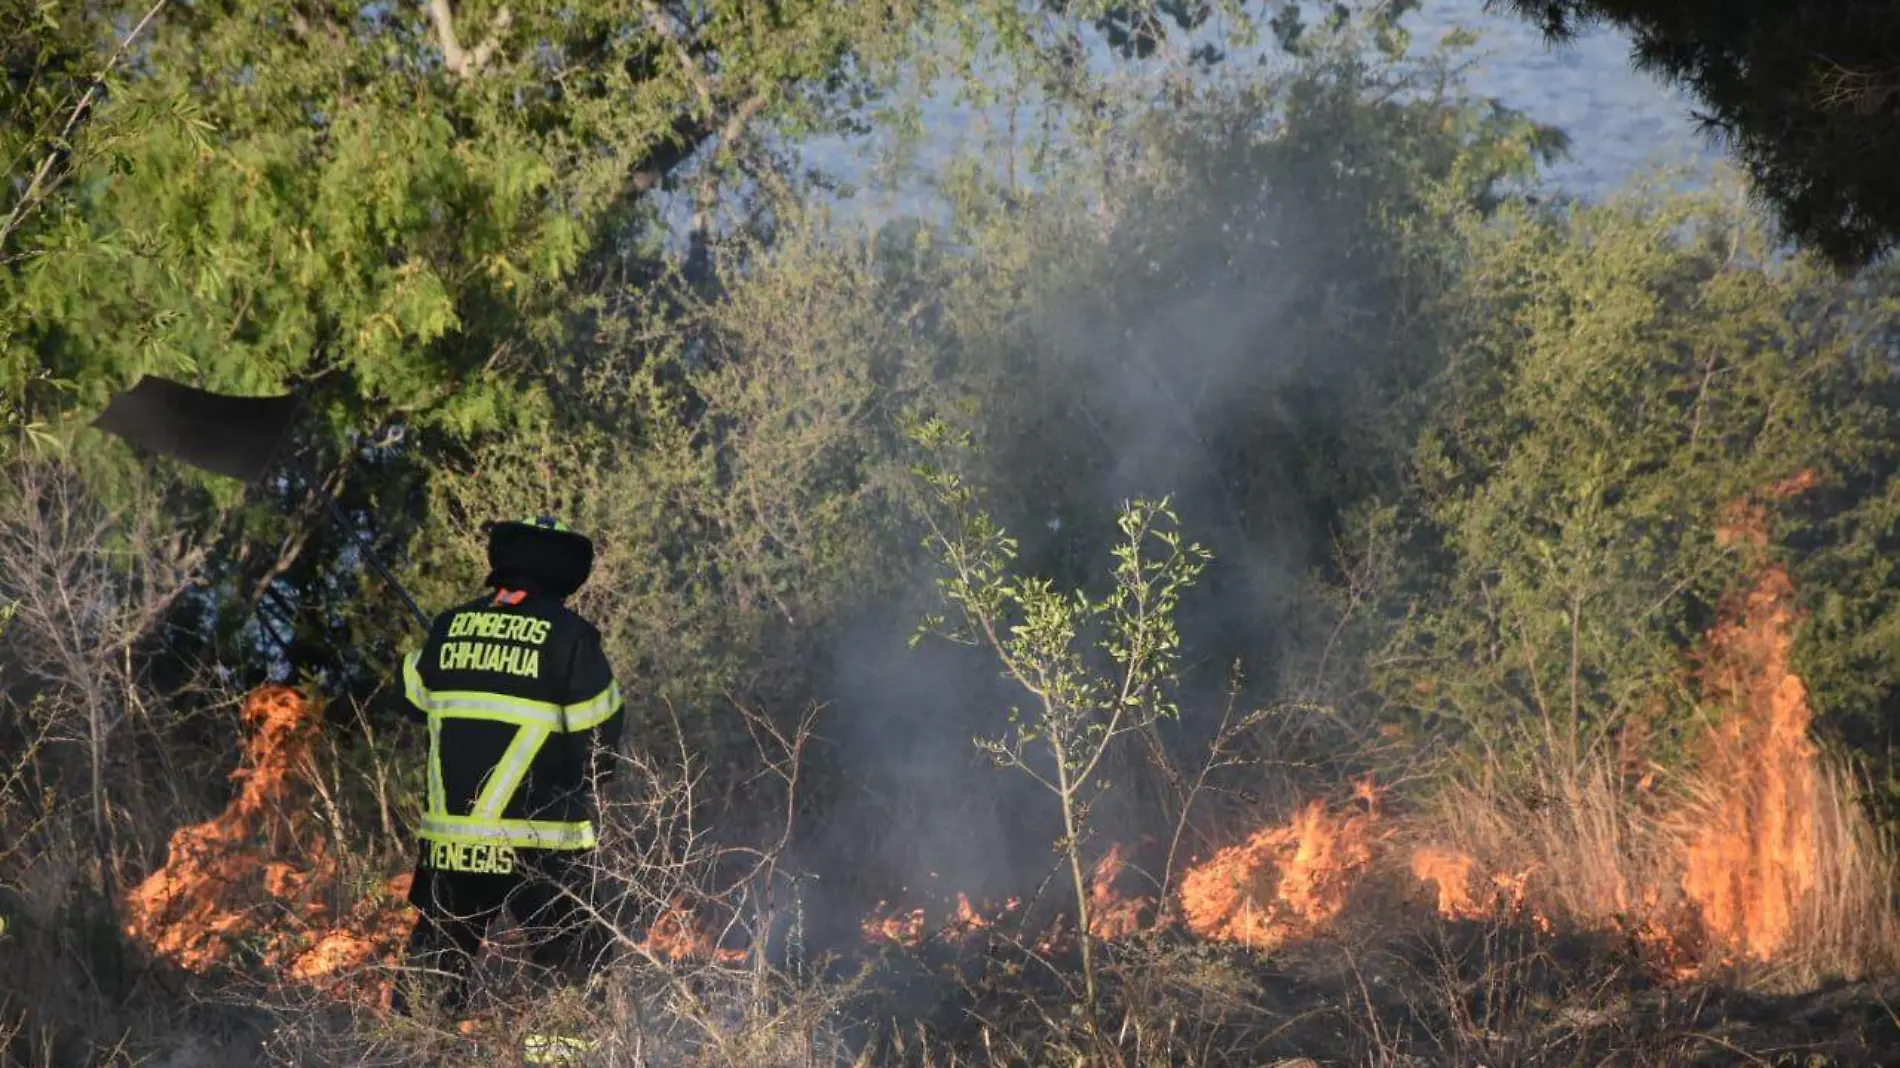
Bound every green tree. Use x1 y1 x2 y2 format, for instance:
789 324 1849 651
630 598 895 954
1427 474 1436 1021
1497 0 1900 269
384 9 1584 804
1 0 173 455
1368 176 1900 770
6 0 940 470
404 218 952 769
910 19 1566 699
910 416 1210 1031
0 0 947 687
0 0 1334 691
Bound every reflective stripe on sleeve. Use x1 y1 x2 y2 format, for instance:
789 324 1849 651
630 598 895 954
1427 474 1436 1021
564 680 622 731
403 650 430 710
426 714 447 817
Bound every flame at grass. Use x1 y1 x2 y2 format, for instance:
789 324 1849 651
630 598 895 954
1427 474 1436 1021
115 473 1893 994
638 898 748 965
1678 471 1828 967
1088 843 1152 940
1392 473 1893 982
122 686 414 1001
1178 792 1378 951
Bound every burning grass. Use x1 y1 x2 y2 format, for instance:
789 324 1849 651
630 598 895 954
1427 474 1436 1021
121 613 1899 1009
1395 473 1900 988
1683 470 1829 965
638 898 749 965
1178 790 1380 951
101 475 1900 1068
121 686 414 1003
1080 476 1899 989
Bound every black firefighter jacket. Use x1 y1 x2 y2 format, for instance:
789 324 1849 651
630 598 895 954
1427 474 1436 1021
400 588 624 874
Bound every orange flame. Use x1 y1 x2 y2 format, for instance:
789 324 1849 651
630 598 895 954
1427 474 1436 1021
1408 846 1483 919
286 872 418 989
637 899 747 965
1680 472 1822 965
1406 846 1554 934
1178 796 1377 950
1088 843 1152 940
862 901 928 946
950 893 992 934
1395 473 1842 979
121 687 412 1002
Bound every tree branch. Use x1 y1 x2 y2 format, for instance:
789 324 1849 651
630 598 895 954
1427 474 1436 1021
640 0 717 114
0 0 170 259
640 0 772 163
629 114 714 193
426 0 512 79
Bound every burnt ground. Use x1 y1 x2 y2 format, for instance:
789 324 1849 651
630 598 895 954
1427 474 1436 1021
77 887 1900 1067
812 904 1900 1068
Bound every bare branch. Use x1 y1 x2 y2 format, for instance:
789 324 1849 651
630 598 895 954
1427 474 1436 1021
640 0 717 115
0 455 209 912
425 0 512 79
640 0 771 164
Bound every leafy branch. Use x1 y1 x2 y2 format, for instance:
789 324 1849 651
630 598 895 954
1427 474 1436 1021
0 0 170 259
906 415 1209 1031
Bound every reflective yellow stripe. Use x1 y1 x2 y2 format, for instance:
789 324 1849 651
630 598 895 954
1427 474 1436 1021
426 690 566 730
405 639 614 835
407 665 615 735
410 648 450 816
403 650 429 710
523 1033 597 1065
419 815 596 851
426 714 447 817
564 680 622 731
473 726 551 819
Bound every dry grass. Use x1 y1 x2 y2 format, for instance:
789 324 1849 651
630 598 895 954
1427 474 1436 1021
11 703 1900 1068
7 462 1900 1068
1417 733 1900 995
1424 745 1675 935
1710 755 1900 989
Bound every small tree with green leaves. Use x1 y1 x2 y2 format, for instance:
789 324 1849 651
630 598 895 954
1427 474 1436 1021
907 417 1210 1031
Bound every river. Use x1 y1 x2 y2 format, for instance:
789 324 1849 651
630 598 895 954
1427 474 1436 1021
1400 0 1722 196
795 0 1726 226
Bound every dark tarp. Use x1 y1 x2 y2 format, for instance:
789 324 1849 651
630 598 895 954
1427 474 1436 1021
90 375 304 485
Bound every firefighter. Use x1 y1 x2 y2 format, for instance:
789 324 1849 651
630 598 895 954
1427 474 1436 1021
390 515 625 1022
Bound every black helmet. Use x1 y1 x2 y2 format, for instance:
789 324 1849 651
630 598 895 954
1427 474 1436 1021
483 515 595 600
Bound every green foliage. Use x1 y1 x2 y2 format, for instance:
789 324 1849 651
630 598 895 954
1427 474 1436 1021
1 0 169 464
909 414 1209 1022
0 0 980 690
1368 176 1900 767
899 21 1568 697
389 8 1593 802
408 220 943 760
2 0 1358 691
910 419 1210 771
5 1 929 441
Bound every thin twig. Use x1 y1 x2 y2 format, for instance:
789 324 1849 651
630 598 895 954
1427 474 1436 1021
0 0 170 256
